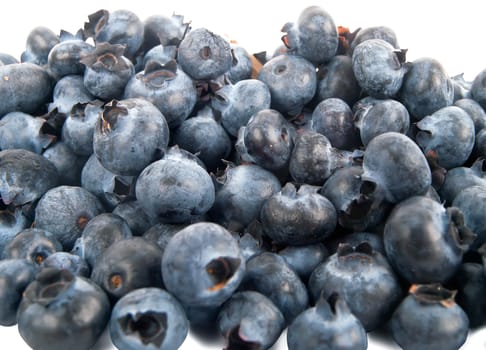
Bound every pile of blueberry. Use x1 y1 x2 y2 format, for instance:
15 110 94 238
1 5 486 350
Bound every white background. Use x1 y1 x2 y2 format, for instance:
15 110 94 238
1 0 486 349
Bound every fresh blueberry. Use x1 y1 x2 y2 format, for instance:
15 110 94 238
21 26 59 66
142 45 177 67
352 38 408 99
451 73 471 101
2 227 62 265
48 75 96 114
34 185 105 250
0 207 31 256
227 44 253 83
93 98 170 176
287 293 368 350
349 25 400 54
454 98 486 134
415 106 475 169
260 182 337 245
384 196 475 284
239 251 309 323
124 59 197 128
208 163 281 232
278 243 329 282
361 132 432 203
47 30 95 80
62 101 102 156
142 222 188 253
42 141 88 186
84 9 144 61
80 42 135 101
41 251 90 277
171 105 232 171
470 68 486 111
72 213 132 269
0 53 19 66
211 78 271 137
289 130 359 186
0 149 59 208
0 259 36 326
281 5 338 65
390 283 469 350
90 237 163 302
0 111 55 153
177 27 233 81
353 96 410 146
112 199 158 236
258 54 316 116
217 291 285 350
398 57 454 120
135 146 215 224
314 54 361 107
311 97 362 150
0 62 53 116
141 13 190 53
308 242 403 331
17 268 111 350
236 108 296 175
320 165 391 232
81 153 136 210
161 222 245 307
109 287 189 350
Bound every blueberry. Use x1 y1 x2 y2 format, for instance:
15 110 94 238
227 44 253 83
47 30 95 80
208 163 281 232
0 207 31 256
90 237 163 302
84 9 144 61
384 196 475 284
21 26 59 66
314 54 361 107
80 42 135 101
93 98 170 176
311 97 361 150
470 68 486 111
109 287 189 350
258 54 316 116
2 227 62 265
142 45 178 67
124 59 197 128
142 222 188 253
72 213 132 269
0 259 36 326
0 111 56 153
0 53 18 66
41 252 90 277
217 291 285 350
349 25 400 54
399 57 454 120
454 98 486 134
308 242 403 331
390 284 469 350
0 62 53 116
81 153 136 210
177 27 233 81
320 165 391 232
281 5 339 65
112 199 158 236
171 105 232 171
235 108 296 174
353 96 410 146
451 73 471 101
452 185 486 250
135 146 215 224
289 130 359 186
361 132 432 203
352 38 408 98
415 106 475 169
34 185 105 250
0 149 59 208
48 75 96 114
239 252 309 323
161 222 245 307
211 78 271 137
260 182 337 245
141 13 190 52
42 141 88 186
287 293 368 350
62 101 103 156
17 268 111 350
278 243 329 282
